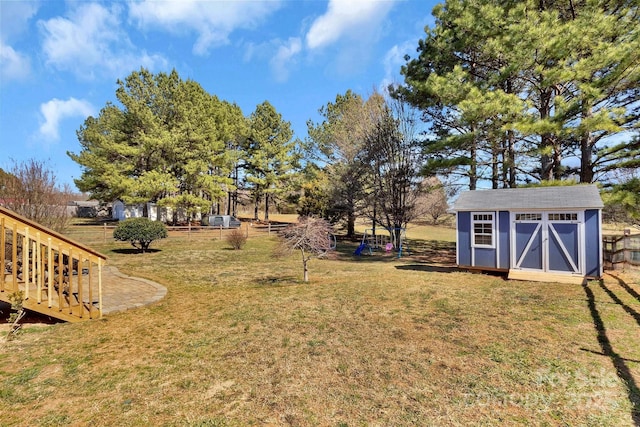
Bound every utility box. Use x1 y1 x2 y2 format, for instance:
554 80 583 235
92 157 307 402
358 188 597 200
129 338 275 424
205 215 241 228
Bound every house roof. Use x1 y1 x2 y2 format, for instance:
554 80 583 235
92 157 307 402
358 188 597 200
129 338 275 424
451 184 604 211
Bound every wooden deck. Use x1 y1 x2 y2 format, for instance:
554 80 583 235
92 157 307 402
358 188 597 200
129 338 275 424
1 206 106 322
508 269 587 285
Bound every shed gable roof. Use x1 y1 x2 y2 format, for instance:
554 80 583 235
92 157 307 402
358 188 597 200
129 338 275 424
451 185 603 211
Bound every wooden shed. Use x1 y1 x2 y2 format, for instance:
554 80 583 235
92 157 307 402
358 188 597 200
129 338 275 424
450 185 604 284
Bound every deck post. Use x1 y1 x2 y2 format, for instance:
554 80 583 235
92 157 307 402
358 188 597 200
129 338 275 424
36 233 42 303
0 217 5 291
47 238 53 308
12 223 18 290
98 258 103 319
23 228 30 299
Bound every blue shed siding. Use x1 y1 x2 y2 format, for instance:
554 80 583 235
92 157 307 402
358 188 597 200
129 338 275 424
457 212 471 266
584 209 601 277
498 211 510 269
474 248 496 268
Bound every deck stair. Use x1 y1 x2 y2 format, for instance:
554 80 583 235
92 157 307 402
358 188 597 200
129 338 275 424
1 206 107 322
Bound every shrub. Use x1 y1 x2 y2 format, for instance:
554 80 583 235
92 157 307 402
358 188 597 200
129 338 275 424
226 228 247 250
113 217 168 253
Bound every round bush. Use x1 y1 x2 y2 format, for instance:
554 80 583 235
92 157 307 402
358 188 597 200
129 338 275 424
113 217 168 253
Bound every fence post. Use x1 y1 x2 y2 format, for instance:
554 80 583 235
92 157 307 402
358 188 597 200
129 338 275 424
219 225 223 240
104 223 107 243
246 222 249 239
268 223 271 235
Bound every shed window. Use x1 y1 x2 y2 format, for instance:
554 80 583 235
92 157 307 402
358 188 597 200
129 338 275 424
515 213 542 221
472 212 495 248
548 213 578 221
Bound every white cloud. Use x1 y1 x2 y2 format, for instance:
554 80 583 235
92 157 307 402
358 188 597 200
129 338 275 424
128 0 283 56
306 0 397 50
0 1 38 82
0 41 31 81
39 3 167 79
380 40 416 91
270 38 302 83
0 1 39 42
39 98 95 141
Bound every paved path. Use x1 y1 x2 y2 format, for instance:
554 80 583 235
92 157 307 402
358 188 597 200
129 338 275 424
100 266 167 315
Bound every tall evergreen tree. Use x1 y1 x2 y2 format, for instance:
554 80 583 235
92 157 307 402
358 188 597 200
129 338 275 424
398 0 639 188
245 101 298 221
306 91 377 236
70 68 242 221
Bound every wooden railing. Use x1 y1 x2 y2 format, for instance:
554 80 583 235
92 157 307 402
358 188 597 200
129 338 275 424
603 232 640 270
1 206 107 322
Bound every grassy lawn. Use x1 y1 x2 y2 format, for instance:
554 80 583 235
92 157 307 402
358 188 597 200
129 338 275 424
0 225 639 426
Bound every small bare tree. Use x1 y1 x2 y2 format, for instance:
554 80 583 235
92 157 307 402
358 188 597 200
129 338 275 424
415 177 450 224
0 159 74 232
277 217 334 282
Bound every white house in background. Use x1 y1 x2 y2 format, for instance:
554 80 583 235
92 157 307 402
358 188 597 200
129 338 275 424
112 200 201 223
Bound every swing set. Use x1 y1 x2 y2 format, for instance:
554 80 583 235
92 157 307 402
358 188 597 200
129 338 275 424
354 227 408 258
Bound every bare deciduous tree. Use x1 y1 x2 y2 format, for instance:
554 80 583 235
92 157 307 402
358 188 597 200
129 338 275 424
277 217 333 282
415 177 450 225
363 93 425 244
0 159 74 232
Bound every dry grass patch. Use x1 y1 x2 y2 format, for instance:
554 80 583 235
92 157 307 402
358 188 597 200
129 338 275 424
0 232 638 426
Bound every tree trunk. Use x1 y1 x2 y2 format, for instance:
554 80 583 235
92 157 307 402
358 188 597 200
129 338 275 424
507 129 516 188
302 251 309 282
552 143 563 180
492 142 499 189
372 201 377 238
579 104 595 183
469 134 477 190
253 193 260 221
264 193 270 222
303 262 308 282
347 212 355 238
539 86 557 181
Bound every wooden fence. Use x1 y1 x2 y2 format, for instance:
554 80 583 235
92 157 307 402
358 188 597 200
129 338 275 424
65 221 290 245
603 232 640 270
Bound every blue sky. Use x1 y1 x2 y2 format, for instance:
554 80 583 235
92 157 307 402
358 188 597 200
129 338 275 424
0 0 437 189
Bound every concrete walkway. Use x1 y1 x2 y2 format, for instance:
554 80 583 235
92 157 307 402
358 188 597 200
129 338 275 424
100 265 167 315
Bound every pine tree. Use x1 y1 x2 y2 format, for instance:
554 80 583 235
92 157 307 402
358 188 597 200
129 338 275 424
70 68 243 221
245 101 298 221
397 0 639 188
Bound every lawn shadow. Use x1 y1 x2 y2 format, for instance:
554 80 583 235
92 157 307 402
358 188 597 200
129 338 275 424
582 279 640 424
609 272 640 303
111 248 162 255
394 264 462 274
254 275 300 287
333 237 457 266
0 301 65 325
408 239 457 265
